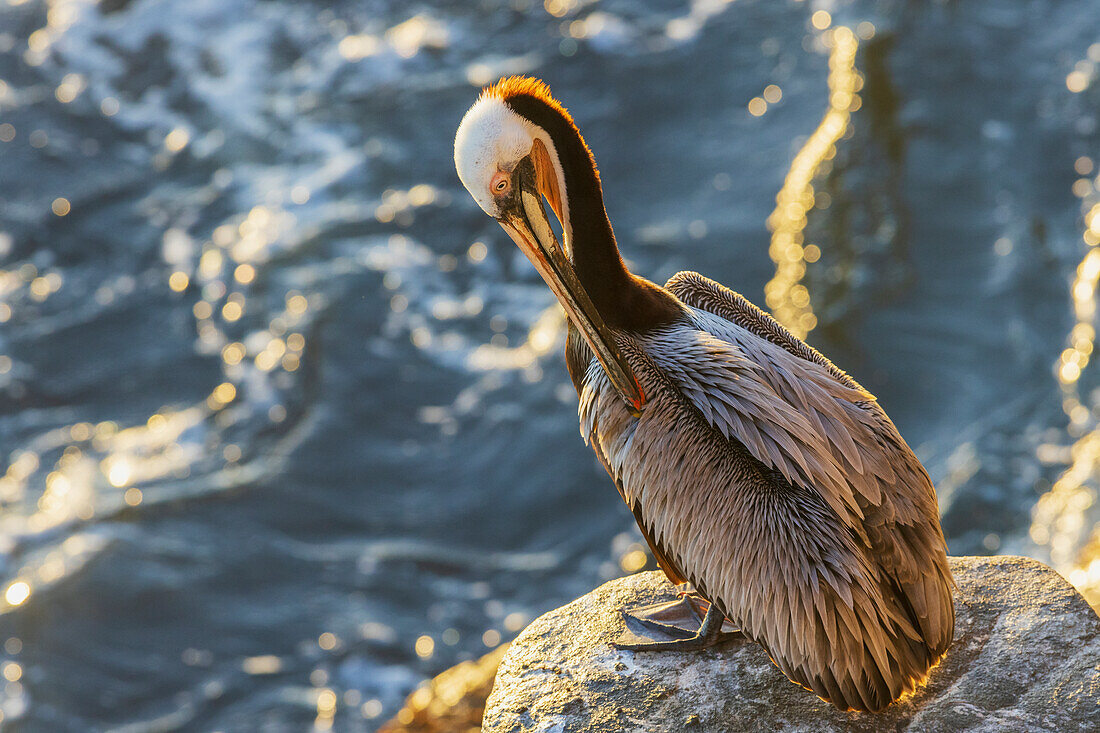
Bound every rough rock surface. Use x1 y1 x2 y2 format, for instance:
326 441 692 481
483 556 1100 732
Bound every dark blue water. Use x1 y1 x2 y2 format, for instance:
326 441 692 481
0 0 1098 730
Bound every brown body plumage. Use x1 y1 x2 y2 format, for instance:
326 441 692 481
455 76 954 712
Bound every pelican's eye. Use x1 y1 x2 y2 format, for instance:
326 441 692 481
490 171 510 196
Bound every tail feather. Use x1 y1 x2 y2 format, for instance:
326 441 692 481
764 569 953 712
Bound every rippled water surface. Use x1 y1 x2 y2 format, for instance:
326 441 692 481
0 0 1099 730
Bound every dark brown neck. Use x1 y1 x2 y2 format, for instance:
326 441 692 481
504 93 682 332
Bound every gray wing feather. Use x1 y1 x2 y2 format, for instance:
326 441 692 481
575 270 954 711
664 270 955 657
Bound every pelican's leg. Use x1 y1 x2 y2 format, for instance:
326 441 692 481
614 594 742 651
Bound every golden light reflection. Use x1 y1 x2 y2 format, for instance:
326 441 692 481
209 382 237 408
1066 70 1089 94
23 2 79 67
169 271 189 292
765 27 860 339
407 184 436 207
3 582 30 607
2 663 21 683
164 128 190 153
105 458 132 488
199 249 223 279
811 10 832 30
385 15 448 59
659 0 736 41
31 201 321 513
338 33 380 61
222 342 245 366
543 0 576 18
221 300 243 322
414 634 435 658
54 73 84 104
619 548 647 573
466 241 487 263
287 294 308 315
242 655 282 675
314 687 337 730
29 277 50 301
255 349 278 372
361 699 383 719
468 306 563 371
1031 157 1100 608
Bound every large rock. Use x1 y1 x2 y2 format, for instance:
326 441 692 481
483 557 1100 732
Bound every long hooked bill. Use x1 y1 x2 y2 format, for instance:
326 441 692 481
498 168 645 412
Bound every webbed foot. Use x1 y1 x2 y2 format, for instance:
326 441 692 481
613 593 742 651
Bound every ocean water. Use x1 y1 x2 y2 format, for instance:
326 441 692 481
0 0 1098 730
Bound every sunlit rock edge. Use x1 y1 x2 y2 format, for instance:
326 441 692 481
378 644 507 733
472 557 1100 733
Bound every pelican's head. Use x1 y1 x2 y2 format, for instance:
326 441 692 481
454 77 568 228
454 77 643 411
455 93 533 219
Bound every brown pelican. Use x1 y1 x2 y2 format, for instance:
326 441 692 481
454 76 954 712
